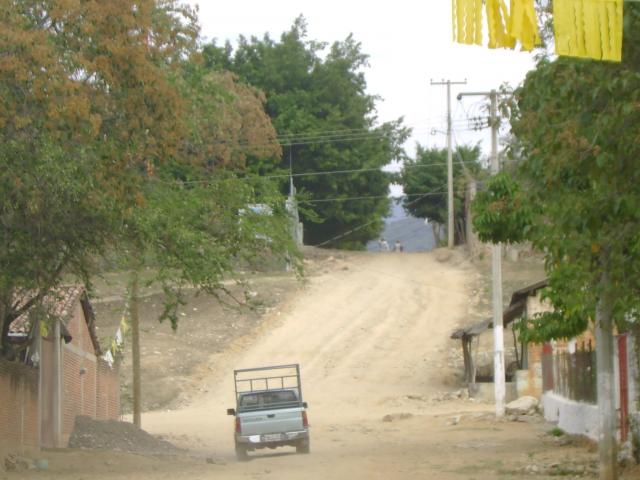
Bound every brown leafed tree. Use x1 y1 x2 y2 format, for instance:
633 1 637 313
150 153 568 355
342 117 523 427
0 0 200 355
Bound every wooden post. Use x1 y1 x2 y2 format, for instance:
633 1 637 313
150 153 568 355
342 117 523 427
462 338 471 383
53 319 62 447
130 270 142 428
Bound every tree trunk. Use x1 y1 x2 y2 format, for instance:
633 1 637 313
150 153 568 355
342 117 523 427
130 269 142 428
595 265 617 480
1 308 20 359
1 312 12 356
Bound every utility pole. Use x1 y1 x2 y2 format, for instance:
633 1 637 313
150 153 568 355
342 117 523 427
430 78 467 249
130 268 142 428
458 89 505 417
285 146 302 272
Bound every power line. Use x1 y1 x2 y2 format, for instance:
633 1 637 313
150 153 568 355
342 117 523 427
163 158 473 185
299 190 447 205
275 118 445 142
312 188 442 247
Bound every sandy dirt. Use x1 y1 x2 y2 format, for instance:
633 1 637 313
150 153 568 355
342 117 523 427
8 248 635 479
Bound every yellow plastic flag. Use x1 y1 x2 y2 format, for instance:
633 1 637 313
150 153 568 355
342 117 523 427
553 0 623 62
508 0 541 51
452 0 483 45
452 0 541 51
485 0 515 48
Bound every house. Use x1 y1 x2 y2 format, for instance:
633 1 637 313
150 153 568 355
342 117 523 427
540 324 637 443
451 279 549 400
452 278 639 445
0 285 120 451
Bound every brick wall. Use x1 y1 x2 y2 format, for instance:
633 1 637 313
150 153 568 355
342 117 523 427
1 298 121 451
0 360 39 451
96 359 120 420
60 302 119 444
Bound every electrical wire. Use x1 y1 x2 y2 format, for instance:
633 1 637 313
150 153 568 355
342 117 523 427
299 190 447 205
164 158 472 185
311 188 446 247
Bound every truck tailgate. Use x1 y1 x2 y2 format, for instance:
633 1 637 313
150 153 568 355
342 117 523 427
238 408 304 436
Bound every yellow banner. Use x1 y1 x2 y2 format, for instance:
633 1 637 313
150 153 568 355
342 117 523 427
553 0 623 62
451 0 624 61
452 0 540 51
452 0 483 45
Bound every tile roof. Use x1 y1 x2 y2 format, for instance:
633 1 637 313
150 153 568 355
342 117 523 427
8 286 104 355
9 285 85 336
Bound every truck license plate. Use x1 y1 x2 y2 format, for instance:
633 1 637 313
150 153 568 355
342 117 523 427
261 433 284 442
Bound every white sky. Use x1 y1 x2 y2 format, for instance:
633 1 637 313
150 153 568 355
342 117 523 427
186 1 536 180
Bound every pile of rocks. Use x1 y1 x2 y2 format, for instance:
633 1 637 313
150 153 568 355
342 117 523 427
427 389 470 403
68 416 182 455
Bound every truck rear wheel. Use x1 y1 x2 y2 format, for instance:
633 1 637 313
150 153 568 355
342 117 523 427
235 443 249 461
296 438 310 454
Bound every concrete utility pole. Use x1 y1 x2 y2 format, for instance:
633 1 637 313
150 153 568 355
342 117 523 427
457 89 505 417
595 262 618 480
430 79 467 249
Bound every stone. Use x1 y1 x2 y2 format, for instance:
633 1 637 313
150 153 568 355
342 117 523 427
382 412 413 423
446 415 461 426
505 396 539 416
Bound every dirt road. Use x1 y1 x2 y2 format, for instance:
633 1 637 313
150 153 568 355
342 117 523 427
18 250 607 479
131 250 593 480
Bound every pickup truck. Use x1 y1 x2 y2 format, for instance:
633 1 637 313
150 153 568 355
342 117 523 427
226 364 310 461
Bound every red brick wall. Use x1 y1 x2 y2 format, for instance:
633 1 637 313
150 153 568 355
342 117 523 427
61 303 120 443
61 349 81 441
1 299 121 451
96 359 120 420
0 360 39 450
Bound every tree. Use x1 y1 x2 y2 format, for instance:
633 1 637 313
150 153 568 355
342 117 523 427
175 64 282 170
399 144 483 244
0 0 198 356
0 0 296 360
473 5 640 478
203 17 409 248
471 171 533 245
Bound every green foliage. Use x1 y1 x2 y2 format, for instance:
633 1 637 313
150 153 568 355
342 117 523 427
471 172 533 244
0 0 299 352
509 2 640 341
126 170 298 329
0 139 120 317
549 427 564 437
203 17 409 248
398 144 482 243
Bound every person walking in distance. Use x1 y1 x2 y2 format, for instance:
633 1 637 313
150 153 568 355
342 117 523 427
379 238 390 252
393 240 404 252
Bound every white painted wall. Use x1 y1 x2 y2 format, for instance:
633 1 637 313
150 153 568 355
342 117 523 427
542 392 599 440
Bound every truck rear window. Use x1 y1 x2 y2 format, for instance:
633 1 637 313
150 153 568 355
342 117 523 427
239 390 299 410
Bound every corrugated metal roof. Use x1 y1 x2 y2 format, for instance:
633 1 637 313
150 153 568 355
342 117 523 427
451 279 549 339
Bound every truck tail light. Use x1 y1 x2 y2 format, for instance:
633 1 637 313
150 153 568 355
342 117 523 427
302 411 309 428
235 418 241 434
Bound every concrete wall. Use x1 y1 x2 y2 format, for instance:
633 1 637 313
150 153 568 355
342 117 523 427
542 392 599 440
473 381 518 403
515 367 543 399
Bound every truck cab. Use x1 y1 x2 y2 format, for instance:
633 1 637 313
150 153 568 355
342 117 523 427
227 364 310 460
